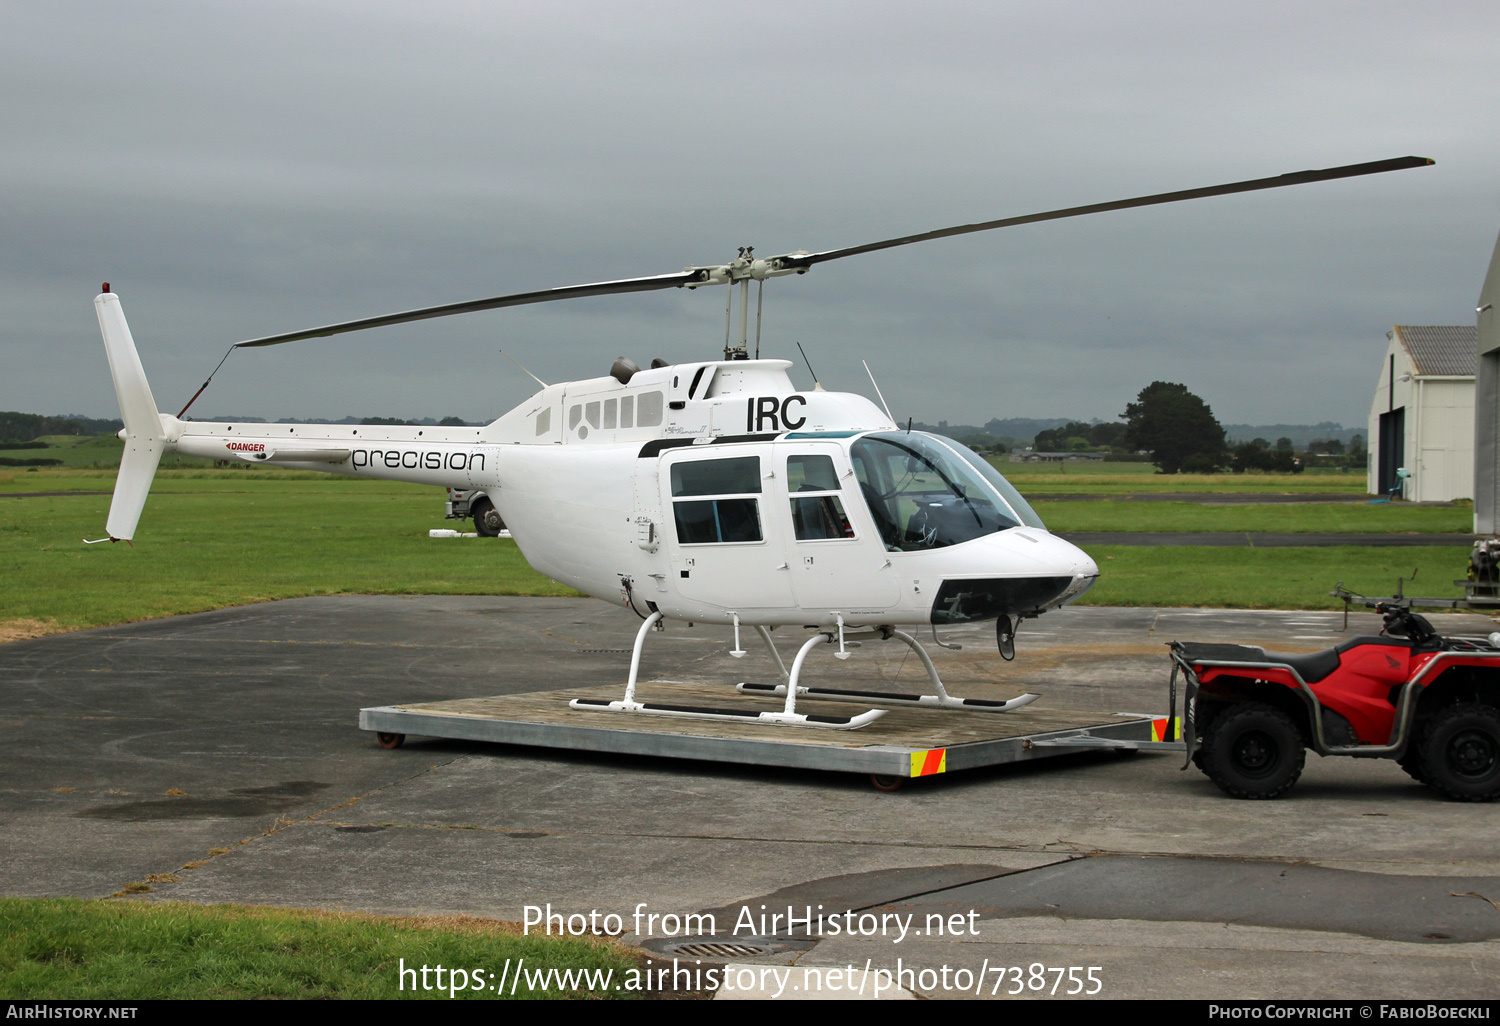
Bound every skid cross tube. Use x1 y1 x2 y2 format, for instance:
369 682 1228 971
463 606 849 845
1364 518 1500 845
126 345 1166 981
569 617 885 729
737 627 1040 713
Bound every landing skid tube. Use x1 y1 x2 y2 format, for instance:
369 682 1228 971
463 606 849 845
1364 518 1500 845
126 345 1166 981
736 627 1039 714
568 612 887 730
737 682 1039 713
568 697 885 729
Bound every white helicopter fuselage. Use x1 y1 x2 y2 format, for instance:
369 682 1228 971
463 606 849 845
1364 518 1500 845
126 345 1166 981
152 349 1097 629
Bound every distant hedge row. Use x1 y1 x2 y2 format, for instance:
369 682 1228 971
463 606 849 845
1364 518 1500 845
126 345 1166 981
0 411 123 443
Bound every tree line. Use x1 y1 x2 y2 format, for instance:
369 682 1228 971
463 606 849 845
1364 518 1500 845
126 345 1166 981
0 411 123 443
989 383 1366 475
1109 382 1363 474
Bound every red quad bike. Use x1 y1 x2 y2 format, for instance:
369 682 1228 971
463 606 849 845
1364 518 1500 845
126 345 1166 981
1171 603 1500 801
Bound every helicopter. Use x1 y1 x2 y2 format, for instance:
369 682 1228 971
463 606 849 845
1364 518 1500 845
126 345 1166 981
92 155 1433 730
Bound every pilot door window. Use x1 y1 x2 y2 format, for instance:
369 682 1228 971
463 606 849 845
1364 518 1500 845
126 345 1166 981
670 456 764 544
851 434 1020 551
786 454 855 541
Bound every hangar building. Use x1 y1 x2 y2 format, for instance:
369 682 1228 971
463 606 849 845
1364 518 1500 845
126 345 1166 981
1367 325 1476 502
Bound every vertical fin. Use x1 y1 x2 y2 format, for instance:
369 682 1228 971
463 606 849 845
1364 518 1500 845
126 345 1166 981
95 291 166 541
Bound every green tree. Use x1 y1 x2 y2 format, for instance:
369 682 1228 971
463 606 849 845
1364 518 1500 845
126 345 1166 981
1034 420 1128 452
1122 382 1228 475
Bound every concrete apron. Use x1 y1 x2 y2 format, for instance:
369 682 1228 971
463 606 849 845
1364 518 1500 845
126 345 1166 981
3 596 1498 999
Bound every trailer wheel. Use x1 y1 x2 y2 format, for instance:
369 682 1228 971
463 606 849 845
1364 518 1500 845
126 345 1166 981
1416 703 1500 802
1198 703 1304 799
376 732 406 750
870 775 904 792
472 498 504 538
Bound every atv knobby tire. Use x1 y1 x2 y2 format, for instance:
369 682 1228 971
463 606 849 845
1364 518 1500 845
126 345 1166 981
1397 749 1427 784
1199 703 1305 800
1415 702 1500 802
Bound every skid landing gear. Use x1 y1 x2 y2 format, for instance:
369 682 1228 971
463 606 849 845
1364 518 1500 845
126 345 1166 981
570 612 887 729
737 627 1039 714
570 614 1038 731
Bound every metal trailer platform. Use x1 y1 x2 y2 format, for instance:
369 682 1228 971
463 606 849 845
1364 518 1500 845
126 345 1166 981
359 681 1180 786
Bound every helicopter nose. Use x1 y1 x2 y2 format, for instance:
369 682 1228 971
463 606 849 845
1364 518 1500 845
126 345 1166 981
927 528 1101 622
1037 530 1099 605
1048 530 1099 580
1014 527 1098 590
999 526 1097 578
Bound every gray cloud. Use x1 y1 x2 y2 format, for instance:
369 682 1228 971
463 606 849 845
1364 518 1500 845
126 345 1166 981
3 0 1497 428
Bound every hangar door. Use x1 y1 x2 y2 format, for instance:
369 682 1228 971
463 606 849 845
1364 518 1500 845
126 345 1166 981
1378 407 1405 496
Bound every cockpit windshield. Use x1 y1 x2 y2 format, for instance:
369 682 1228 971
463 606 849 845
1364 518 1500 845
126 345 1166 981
850 432 1046 551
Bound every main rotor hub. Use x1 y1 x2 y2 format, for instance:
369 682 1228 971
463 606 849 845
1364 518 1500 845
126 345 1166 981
685 248 811 288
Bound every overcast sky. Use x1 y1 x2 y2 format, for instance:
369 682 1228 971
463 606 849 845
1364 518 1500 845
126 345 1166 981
4 1 1498 429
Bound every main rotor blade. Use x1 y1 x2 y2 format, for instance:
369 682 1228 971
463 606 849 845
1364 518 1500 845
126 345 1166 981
775 156 1434 270
233 269 706 348
233 155 1432 348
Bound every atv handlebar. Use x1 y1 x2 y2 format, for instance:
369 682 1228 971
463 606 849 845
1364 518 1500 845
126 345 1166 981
1375 602 1439 645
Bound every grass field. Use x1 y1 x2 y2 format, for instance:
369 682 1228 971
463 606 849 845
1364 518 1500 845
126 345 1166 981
998 465 1371 495
0 469 578 636
0 465 1480 638
0 899 637 999
1032 500 1471 534
0 434 215 471
1073 546 1466 609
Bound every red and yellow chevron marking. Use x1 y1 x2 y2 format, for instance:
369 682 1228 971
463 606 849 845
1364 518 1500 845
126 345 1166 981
1151 717 1180 742
910 748 947 777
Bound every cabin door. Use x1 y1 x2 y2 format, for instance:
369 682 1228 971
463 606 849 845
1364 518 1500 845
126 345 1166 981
661 445 794 611
775 442 900 616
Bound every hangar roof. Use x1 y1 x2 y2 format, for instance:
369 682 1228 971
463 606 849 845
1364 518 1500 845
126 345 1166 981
1392 325 1477 377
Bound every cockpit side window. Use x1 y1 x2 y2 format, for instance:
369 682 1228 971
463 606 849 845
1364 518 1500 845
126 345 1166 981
850 433 1023 551
787 454 840 492
786 454 854 541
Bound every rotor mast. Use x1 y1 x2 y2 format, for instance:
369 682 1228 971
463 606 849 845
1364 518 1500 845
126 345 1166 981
691 246 810 360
